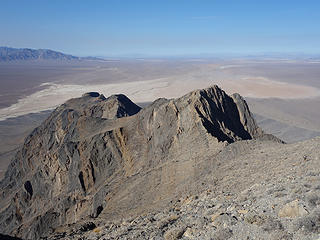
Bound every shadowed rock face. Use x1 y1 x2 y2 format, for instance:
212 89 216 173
0 85 278 239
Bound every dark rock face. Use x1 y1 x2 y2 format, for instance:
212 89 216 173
0 234 23 240
0 85 277 239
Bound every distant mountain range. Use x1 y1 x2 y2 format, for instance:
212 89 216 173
0 47 104 62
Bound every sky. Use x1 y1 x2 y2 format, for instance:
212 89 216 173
1 0 320 57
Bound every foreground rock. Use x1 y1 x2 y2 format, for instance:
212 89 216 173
47 137 320 240
1 85 279 239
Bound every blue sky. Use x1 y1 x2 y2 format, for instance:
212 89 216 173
1 0 320 56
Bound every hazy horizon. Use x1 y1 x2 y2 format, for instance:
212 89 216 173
2 46 320 59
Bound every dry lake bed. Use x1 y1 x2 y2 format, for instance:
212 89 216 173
0 58 320 179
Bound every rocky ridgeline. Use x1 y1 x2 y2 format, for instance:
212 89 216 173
1 85 284 239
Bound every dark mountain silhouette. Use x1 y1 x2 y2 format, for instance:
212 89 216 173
0 47 105 62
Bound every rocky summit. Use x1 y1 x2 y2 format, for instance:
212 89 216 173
1 85 319 240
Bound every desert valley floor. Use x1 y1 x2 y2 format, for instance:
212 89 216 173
1 58 320 179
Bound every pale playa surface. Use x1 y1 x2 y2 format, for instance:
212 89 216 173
0 70 319 121
1 60 320 180
0 79 168 121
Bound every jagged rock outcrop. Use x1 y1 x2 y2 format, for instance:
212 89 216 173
56 136 320 240
0 85 279 239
